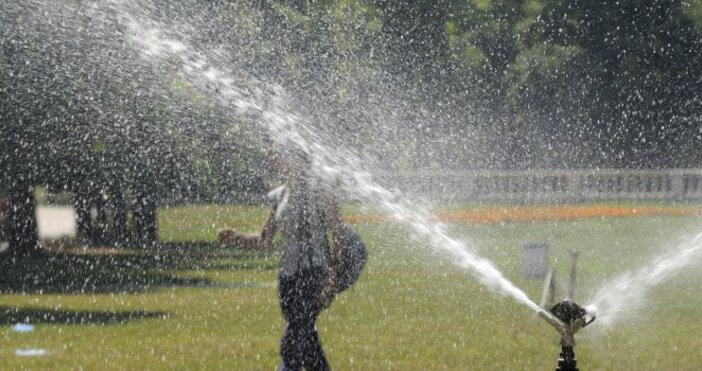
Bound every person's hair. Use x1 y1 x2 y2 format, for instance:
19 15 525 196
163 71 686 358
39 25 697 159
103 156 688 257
269 144 311 179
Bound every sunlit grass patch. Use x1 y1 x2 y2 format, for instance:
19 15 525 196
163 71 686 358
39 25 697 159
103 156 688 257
158 204 271 242
1 203 701 369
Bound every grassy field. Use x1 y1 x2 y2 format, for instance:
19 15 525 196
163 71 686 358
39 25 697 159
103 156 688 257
2 203 702 370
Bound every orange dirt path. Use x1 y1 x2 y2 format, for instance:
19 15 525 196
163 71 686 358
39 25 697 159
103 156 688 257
344 204 702 224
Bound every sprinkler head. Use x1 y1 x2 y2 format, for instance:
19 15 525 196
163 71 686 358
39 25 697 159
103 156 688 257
550 299 595 327
537 299 596 371
537 299 596 347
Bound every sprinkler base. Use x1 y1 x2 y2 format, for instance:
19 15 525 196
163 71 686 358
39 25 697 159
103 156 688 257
538 299 595 371
556 345 578 371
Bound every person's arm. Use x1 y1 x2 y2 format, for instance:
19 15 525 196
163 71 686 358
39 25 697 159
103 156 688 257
217 203 278 250
326 196 345 262
318 196 344 308
258 203 278 249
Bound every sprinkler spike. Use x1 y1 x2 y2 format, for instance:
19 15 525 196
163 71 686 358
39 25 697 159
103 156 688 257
557 345 578 371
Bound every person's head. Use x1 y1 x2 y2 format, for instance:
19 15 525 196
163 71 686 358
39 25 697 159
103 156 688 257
268 145 311 182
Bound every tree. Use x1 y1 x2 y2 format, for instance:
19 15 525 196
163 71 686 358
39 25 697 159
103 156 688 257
1 0 269 251
444 0 702 168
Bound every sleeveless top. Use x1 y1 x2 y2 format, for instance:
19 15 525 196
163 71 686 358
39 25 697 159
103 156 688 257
268 179 329 277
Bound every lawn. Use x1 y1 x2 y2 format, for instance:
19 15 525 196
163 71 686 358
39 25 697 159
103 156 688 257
1 203 701 370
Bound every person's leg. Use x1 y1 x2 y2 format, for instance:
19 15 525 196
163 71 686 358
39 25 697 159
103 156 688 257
279 322 303 371
301 323 330 371
299 267 329 371
278 268 330 371
279 273 304 371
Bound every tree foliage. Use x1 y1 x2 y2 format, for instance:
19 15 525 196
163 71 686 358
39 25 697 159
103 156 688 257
1 0 701 197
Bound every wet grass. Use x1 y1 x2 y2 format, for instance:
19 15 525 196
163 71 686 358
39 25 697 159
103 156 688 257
1 203 701 369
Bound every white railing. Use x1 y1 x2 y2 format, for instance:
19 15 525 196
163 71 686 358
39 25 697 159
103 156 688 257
388 168 702 203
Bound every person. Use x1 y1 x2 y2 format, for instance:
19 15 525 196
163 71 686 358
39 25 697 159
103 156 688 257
218 148 337 370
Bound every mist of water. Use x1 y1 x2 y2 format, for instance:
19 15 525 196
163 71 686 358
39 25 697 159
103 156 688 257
10 0 702 331
587 231 702 328
117 4 542 312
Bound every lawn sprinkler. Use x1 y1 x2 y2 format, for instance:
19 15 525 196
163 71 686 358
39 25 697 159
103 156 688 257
537 299 596 371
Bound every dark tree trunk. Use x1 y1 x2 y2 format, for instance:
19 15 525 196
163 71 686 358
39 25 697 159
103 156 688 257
8 183 40 257
111 188 128 246
74 192 92 244
133 188 157 246
0 197 9 246
93 190 109 246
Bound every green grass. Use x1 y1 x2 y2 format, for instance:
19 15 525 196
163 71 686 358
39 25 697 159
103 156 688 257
2 204 701 369
158 204 272 242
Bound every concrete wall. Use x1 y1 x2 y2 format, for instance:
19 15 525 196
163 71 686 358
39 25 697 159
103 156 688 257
388 168 702 203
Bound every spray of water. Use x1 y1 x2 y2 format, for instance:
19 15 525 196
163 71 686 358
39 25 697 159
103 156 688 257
117 5 542 312
587 232 702 328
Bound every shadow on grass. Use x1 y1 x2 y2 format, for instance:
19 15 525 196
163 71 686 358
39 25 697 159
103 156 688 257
0 242 278 295
196 261 279 271
0 306 167 325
